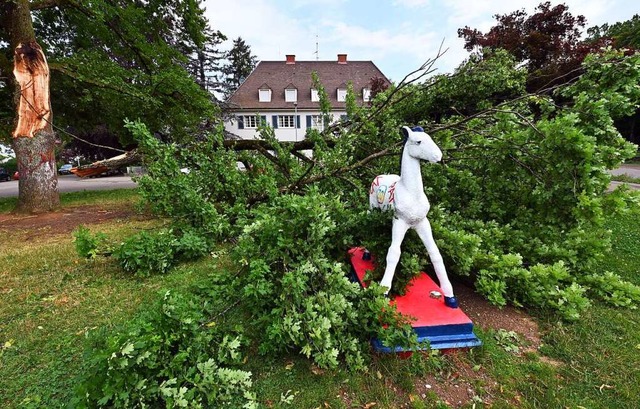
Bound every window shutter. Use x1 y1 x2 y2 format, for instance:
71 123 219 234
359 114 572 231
272 115 278 128
261 115 267 126
296 115 301 128
238 116 244 129
306 115 312 128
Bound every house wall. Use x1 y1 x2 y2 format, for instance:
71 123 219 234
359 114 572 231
224 110 347 142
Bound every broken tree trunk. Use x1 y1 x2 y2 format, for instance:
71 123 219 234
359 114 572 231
71 150 141 178
12 40 60 213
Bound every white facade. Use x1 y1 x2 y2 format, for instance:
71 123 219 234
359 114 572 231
224 110 347 142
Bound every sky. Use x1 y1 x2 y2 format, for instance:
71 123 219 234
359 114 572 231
204 0 638 83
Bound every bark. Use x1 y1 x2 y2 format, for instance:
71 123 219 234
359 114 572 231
13 132 60 212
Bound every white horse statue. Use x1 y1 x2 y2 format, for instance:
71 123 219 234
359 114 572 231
369 126 458 308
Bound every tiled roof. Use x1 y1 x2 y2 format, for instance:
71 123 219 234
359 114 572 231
227 58 390 110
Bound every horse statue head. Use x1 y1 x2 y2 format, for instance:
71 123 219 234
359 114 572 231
401 126 442 164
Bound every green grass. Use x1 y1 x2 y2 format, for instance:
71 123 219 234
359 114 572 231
480 208 640 409
0 220 215 407
611 174 640 184
535 208 640 408
1 192 639 408
0 188 139 213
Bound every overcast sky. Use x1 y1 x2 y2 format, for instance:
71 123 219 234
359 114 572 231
204 0 638 82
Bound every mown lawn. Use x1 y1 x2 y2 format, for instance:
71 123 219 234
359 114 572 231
1 190 638 408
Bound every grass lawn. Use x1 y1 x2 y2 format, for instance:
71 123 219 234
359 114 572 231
1 190 638 408
610 174 640 184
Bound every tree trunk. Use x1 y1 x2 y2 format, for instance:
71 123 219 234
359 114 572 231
13 131 59 212
6 0 60 213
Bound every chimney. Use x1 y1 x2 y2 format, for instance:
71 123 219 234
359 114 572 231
286 54 296 64
337 54 347 64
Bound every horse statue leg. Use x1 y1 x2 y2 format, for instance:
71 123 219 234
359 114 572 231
414 218 459 308
380 217 411 295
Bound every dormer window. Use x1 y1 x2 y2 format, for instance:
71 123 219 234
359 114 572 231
337 87 347 102
311 88 319 102
259 85 272 102
285 85 297 102
362 88 371 102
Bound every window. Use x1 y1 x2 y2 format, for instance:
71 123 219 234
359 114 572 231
307 114 332 130
285 88 297 102
311 115 323 130
311 88 319 102
337 88 347 102
259 89 271 102
243 115 258 128
362 88 371 102
238 115 265 129
278 115 295 128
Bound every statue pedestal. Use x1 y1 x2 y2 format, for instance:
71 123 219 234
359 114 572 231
348 247 482 352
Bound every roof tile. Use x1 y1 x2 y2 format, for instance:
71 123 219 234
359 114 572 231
227 60 390 110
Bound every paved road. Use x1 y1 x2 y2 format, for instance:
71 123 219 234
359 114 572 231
609 164 640 191
1 165 638 199
0 174 138 198
609 164 640 178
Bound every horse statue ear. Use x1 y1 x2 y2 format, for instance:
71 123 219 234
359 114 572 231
400 126 411 141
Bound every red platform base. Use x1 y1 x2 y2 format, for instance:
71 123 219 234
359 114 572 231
348 247 482 352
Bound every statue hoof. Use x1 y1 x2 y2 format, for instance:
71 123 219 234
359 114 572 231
444 296 459 309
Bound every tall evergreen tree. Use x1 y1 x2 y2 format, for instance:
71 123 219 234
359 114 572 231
221 37 257 98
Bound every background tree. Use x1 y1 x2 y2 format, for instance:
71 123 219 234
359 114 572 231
0 0 221 212
458 3 640 147
587 14 640 50
457 1 591 91
220 37 257 98
168 0 227 94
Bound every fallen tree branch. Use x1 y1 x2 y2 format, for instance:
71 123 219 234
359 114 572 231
247 142 401 204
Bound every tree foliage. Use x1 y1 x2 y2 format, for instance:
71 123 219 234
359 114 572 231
587 14 640 50
72 18 640 402
586 14 640 146
220 37 257 98
0 0 221 146
457 1 596 91
102 49 640 323
458 2 586 69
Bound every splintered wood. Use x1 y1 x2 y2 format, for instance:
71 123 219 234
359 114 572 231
13 41 52 138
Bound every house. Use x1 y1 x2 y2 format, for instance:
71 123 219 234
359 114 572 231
224 54 391 142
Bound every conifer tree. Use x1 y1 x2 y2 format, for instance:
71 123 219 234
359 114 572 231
221 37 257 98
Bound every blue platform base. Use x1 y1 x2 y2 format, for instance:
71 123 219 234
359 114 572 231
349 247 482 352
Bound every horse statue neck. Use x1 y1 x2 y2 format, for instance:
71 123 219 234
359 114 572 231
399 146 424 195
